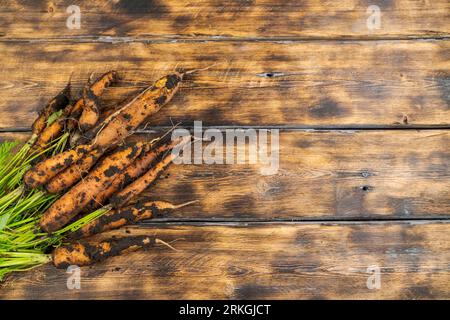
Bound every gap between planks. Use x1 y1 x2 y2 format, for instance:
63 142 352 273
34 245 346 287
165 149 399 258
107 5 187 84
2 125 450 133
1 35 450 44
145 217 450 224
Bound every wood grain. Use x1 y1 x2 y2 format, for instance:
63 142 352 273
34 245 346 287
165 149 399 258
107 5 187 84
1 222 448 299
1 130 449 220
1 0 449 300
0 40 449 130
1 0 449 40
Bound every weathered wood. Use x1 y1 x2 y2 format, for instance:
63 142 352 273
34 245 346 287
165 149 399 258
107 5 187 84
0 40 449 130
1 222 448 299
1 0 449 299
1 0 449 40
2 130 449 219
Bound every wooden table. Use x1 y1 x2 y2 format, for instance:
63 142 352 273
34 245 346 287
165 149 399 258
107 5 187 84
0 0 449 299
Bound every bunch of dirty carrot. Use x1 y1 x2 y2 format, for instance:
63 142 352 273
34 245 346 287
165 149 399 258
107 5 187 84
0 70 196 280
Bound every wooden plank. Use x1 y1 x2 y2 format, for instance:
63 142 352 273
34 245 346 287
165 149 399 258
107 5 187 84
1 222 448 299
0 40 449 129
1 0 449 39
1 130 449 219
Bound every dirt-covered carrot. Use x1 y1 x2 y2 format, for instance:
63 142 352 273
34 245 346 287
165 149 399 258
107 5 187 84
31 80 71 139
24 72 182 188
76 94 138 146
72 107 116 146
72 200 196 239
79 87 100 132
67 99 84 127
69 106 116 147
77 70 117 131
65 71 117 132
24 144 93 188
52 235 155 268
70 102 117 146
70 71 117 119
31 72 115 151
89 70 118 96
84 144 153 210
24 71 117 188
30 104 73 154
85 137 184 210
32 117 65 151
111 135 191 208
39 142 144 233
91 72 183 149
45 148 103 194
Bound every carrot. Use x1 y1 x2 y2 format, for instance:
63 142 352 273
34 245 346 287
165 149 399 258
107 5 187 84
31 80 71 138
84 144 154 210
39 142 144 233
91 72 183 149
69 107 115 147
31 71 115 151
24 144 93 188
110 135 191 208
89 70 118 96
79 92 138 142
72 107 116 146
25 71 118 186
52 235 155 268
70 71 117 119
30 104 73 154
66 99 84 131
110 153 177 207
24 72 183 188
71 200 197 239
67 71 117 132
45 148 103 194
79 87 100 132
85 137 184 210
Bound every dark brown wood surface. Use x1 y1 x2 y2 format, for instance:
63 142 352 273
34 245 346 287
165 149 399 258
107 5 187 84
1 0 449 39
1 131 449 220
0 41 449 129
1 222 449 299
0 0 449 299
